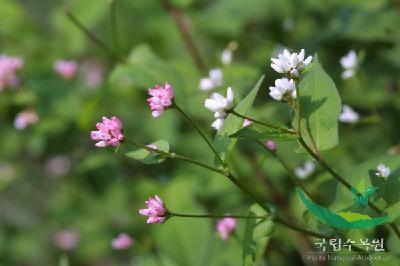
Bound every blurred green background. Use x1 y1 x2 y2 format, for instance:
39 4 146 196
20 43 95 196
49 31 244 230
1 0 400 265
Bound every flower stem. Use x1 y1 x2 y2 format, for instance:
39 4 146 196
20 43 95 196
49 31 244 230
170 212 267 219
64 8 125 64
160 0 206 72
228 110 295 133
125 139 226 176
172 102 225 166
109 0 120 53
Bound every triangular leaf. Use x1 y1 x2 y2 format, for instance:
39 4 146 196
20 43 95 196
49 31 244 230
294 59 341 153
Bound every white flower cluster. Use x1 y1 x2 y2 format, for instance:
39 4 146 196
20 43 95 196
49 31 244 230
199 68 223 91
271 49 312 78
340 50 358 80
295 160 315 179
269 78 297 101
376 163 390 178
339 105 359 123
204 87 234 131
269 49 312 102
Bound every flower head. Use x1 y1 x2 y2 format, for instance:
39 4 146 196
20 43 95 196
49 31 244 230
14 110 38 130
339 105 359 123
295 160 315 179
204 87 234 131
217 218 236 241
54 230 79 251
269 78 296 101
139 195 167 224
0 55 24 91
112 233 134 250
376 163 390 178
340 50 358 80
265 140 276 151
54 60 78 80
147 82 174 117
90 116 124 147
199 68 223 91
271 49 312 77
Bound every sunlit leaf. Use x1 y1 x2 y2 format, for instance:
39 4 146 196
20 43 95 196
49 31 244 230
294 59 341 153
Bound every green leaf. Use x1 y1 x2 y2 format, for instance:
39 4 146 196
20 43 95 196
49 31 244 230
125 140 169 165
297 187 389 229
230 123 298 141
214 75 264 165
242 204 274 266
110 44 184 92
295 60 341 153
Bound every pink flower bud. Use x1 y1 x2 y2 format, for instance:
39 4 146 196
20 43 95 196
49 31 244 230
54 230 79 251
0 55 24 91
265 140 276 151
242 119 252 128
54 60 78 80
90 116 124 147
217 218 236 241
139 195 167 224
14 109 38 130
147 82 174 117
112 233 134 250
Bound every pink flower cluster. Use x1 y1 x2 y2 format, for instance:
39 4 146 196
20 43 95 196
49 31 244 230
147 83 174 117
217 218 237 241
139 195 167 224
0 55 24 91
112 233 134 250
54 230 79 251
90 116 124 147
14 110 39 130
54 60 78 80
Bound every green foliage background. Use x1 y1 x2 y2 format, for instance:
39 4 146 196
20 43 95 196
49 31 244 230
1 0 400 265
